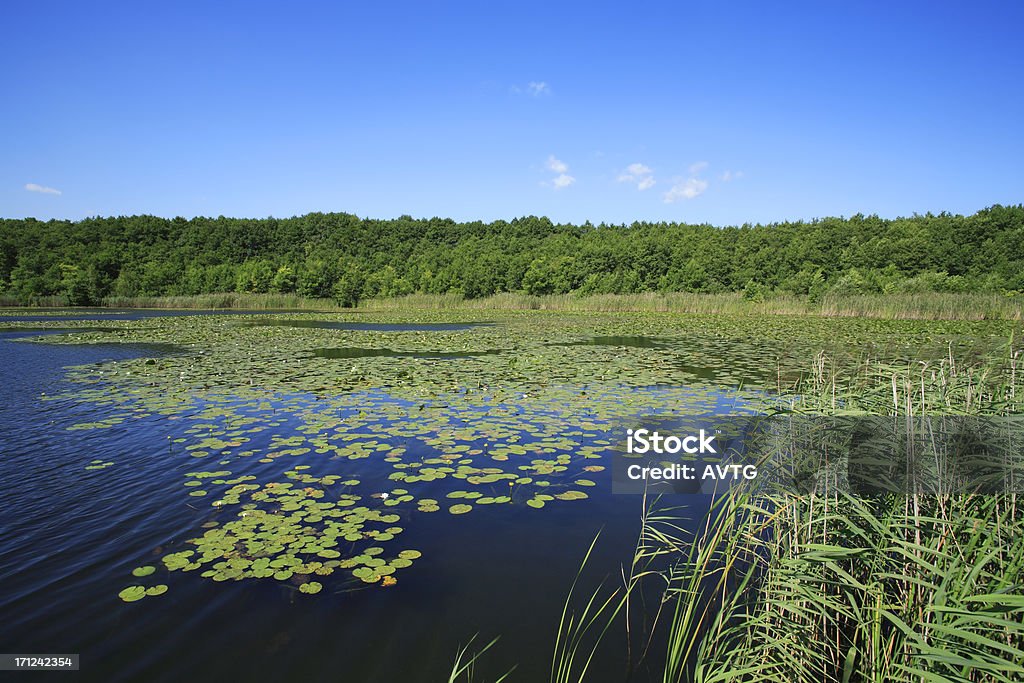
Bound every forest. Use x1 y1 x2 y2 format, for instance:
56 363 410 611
1 204 1022 306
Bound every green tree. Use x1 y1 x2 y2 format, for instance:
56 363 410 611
270 265 297 293
235 260 275 293
297 260 334 298
332 262 364 307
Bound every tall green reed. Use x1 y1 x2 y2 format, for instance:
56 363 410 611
542 341 1024 682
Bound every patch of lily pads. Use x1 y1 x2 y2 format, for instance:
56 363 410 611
118 584 168 603
85 459 115 470
154 479 422 593
25 310 1018 601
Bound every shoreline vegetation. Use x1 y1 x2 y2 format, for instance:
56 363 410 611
533 351 1024 683
1 290 1021 321
2 205 1023 314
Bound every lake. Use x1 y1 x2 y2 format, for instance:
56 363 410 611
0 309 1017 682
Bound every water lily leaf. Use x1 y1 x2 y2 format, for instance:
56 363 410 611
118 586 146 602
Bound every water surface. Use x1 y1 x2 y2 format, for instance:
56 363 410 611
0 310 750 683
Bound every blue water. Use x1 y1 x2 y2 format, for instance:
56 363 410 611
0 311 740 682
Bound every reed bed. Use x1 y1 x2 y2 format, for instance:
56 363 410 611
100 293 340 310
0 294 67 307
362 292 1022 321
5 290 1018 320
541 343 1024 683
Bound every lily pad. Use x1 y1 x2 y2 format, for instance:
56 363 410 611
118 586 146 603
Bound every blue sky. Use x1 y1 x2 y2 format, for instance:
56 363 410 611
3 1 1022 225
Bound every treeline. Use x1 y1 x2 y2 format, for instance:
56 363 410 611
1 205 1022 306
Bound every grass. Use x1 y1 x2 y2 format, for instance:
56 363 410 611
4 290 1020 320
815 292 1023 322
641 487 1024 682
0 294 66 307
792 341 1022 415
99 293 342 310
361 292 1023 321
658 346 1021 682
551 531 631 683
534 344 1024 682
448 635 515 683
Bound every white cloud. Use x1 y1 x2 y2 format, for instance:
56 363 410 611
513 81 551 96
617 162 655 190
720 170 745 182
543 156 575 189
662 160 712 202
663 177 708 203
25 183 61 195
546 155 569 173
626 162 652 177
552 173 576 189
527 81 550 96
